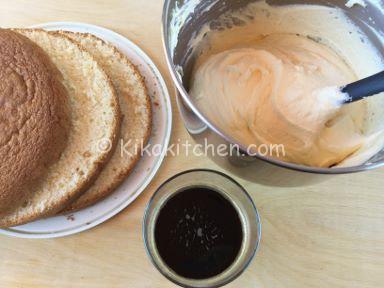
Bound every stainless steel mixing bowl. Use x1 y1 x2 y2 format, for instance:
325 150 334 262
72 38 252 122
162 0 384 181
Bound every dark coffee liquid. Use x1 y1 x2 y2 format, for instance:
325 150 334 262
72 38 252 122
155 187 243 279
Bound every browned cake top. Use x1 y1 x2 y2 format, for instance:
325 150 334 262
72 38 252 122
0 29 69 214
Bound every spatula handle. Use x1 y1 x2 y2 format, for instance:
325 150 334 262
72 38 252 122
342 71 384 103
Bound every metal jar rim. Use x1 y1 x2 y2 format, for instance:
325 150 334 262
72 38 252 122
142 169 261 288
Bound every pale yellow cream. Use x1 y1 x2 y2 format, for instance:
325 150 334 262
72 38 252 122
190 2 384 168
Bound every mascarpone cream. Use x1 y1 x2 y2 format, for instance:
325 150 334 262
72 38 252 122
190 1 384 168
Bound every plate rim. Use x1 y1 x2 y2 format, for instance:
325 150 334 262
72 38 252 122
0 22 173 239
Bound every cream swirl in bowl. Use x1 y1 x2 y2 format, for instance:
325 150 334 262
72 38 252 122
190 1 384 168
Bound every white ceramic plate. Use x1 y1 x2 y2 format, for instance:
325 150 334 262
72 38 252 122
0 22 172 239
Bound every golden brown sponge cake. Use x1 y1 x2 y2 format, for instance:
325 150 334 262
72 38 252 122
0 29 70 217
0 29 120 227
61 32 152 212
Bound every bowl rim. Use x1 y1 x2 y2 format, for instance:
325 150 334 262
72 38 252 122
161 0 384 175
